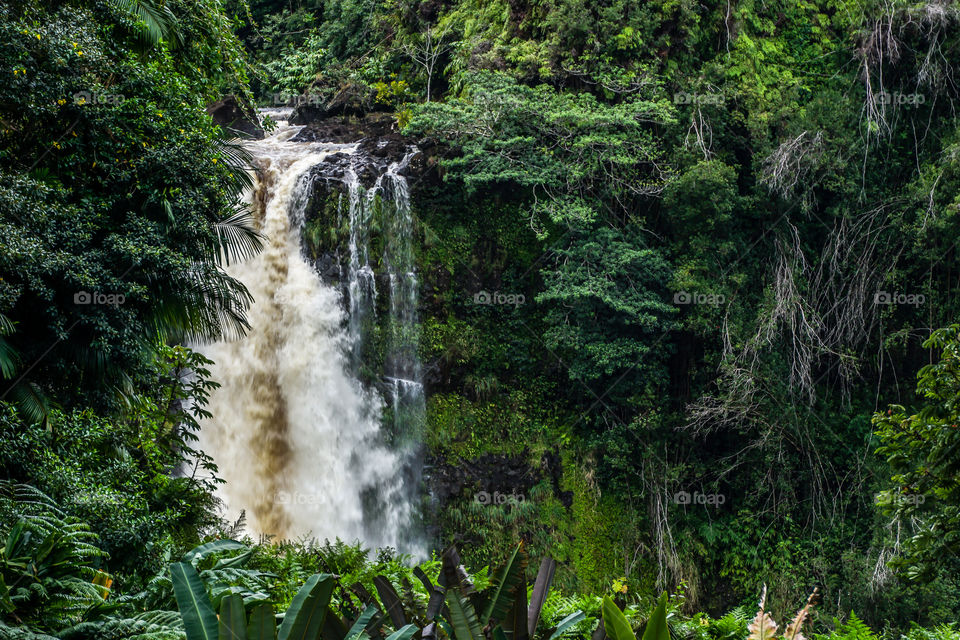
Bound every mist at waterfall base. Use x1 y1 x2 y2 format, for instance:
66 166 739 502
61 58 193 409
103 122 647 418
196 116 425 556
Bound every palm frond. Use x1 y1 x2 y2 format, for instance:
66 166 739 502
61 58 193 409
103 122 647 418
0 313 20 379
59 610 185 640
212 137 255 194
212 204 263 266
147 265 253 343
7 381 56 430
105 0 181 48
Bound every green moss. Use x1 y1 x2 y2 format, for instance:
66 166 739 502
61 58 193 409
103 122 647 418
563 458 631 594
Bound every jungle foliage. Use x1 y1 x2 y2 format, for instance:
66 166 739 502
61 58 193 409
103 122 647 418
2 0 960 635
223 0 960 626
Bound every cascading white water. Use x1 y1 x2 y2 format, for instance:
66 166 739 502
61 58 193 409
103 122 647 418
197 116 415 550
380 153 425 437
342 152 425 440
345 167 377 366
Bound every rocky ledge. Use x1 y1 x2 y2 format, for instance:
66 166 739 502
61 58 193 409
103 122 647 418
293 112 436 183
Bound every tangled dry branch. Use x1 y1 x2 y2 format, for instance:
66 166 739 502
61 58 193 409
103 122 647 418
760 131 824 208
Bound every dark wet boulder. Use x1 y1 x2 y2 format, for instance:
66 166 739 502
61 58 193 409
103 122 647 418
289 82 377 124
206 95 264 139
291 120 364 143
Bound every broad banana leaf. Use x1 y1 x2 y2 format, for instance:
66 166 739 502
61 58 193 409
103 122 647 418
528 556 556 637
215 550 255 569
384 624 418 640
278 573 336 640
219 594 248 640
549 612 586 640
439 546 475 594
374 576 408 628
171 562 219 640
601 597 635 640
502 577 528 640
445 589 484 640
248 603 277 640
323 607 350 640
346 604 380 640
641 594 669 640
481 543 525 626
183 539 247 565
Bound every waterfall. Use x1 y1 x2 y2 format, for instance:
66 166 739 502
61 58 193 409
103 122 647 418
341 152 425 442
197 115 418 552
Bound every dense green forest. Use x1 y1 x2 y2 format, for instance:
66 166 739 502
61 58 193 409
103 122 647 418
3 0 960 636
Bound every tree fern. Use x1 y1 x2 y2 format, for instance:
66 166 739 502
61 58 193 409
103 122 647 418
0 483 109 628
0 620 59 639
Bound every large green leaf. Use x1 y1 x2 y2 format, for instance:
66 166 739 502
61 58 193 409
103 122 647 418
527 556 556 636
248 603 277 640
183 539 248 565
322 607 349 640
384 625 419 640
215 550 255 570
446 589 485 640
413 567 446 622
549 612 586 640
440 546 475 593
278 573 336 640
345 604 379 640
481 543 526 626
220 594 248 640
601 597 636 640
374 575 408 629
503 578 528 640
171 562 219 640
640 594 669 640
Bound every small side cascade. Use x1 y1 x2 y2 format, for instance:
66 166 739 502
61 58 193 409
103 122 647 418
334 149 425 445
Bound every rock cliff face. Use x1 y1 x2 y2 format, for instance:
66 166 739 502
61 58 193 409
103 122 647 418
295 112 438 299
